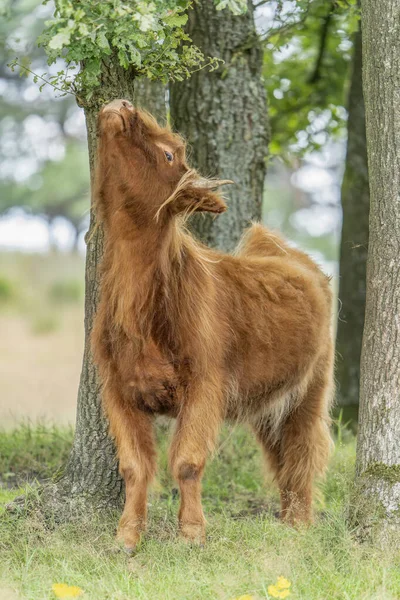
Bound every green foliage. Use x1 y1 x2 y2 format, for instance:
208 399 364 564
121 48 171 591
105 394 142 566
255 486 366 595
215 0 247 15
23 0 241 102
264 0 360 159
0 276 15 303
6 0 249 103
0 142 90 236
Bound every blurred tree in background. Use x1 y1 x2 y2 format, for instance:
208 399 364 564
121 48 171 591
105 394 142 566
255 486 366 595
0 0 89 249
336 24 369 411
263 0 358 158
260 0 358 270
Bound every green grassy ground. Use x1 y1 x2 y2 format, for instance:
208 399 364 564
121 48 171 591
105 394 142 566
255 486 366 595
0 423 74 488
0 424 399 600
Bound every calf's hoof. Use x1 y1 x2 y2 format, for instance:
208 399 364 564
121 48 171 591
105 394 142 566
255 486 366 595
280 510 313 527
179 521 206 545
116 520 144 553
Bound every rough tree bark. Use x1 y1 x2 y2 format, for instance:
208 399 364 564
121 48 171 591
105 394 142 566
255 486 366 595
353 0 400 546
336 26 369 409
45 62 138 513
170 0 269 251
134 78 166 122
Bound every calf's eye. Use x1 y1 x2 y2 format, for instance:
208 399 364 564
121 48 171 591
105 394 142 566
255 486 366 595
164 151 174 162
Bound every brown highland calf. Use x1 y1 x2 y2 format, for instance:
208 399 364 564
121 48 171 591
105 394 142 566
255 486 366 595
92 99 334 551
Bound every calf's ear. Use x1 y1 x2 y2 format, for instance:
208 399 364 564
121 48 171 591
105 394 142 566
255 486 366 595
174 189 227 215
174 176 233 215
193 190 227 213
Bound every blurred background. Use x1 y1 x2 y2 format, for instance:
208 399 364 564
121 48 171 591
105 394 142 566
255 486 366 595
0 0 351 427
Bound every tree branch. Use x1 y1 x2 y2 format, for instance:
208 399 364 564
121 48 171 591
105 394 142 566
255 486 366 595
259 1 311 43
308 2 334 84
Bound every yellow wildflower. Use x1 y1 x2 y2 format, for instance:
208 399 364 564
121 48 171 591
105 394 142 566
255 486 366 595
267 586 290 599
52 583 84 598
268 577 291 598
276 577 291 590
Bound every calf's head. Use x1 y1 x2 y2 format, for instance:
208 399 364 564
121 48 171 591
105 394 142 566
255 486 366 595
96 99 232 226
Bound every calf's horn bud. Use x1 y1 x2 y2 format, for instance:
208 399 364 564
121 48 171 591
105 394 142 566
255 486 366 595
193 177 234 190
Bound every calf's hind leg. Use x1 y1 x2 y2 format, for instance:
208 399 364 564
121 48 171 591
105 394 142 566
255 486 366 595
256 376 332 524
103 373 156 551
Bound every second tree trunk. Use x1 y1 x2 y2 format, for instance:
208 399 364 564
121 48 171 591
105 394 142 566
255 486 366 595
170 0 269 252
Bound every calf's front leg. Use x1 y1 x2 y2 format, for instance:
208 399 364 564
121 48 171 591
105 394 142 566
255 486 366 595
169 378 223 544
103 374 156 551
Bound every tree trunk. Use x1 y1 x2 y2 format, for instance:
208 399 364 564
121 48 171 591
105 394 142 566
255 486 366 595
353 0 400 546
134 78 166 123
42 2 268 514
170 0 269 252
45 62 138 514
336 27 369 410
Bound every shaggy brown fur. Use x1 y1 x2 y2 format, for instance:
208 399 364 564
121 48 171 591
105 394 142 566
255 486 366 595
92 99 334 550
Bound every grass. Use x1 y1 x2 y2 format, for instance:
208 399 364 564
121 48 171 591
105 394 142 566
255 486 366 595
0 422 74 488
1 424 399 600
